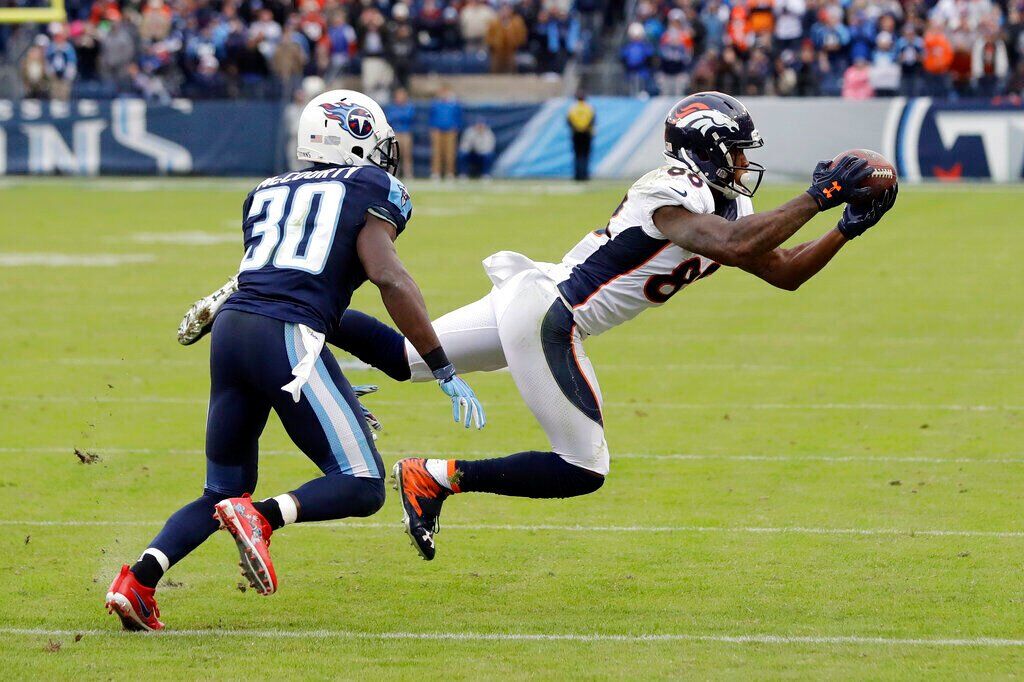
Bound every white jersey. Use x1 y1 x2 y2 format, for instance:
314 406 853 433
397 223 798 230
552 165 753 336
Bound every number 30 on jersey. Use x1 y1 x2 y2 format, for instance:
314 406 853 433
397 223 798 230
239 181 346 275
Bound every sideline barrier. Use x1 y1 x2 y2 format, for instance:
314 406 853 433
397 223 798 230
1 97 1021 181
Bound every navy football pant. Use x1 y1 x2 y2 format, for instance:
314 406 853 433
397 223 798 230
147 309 385 569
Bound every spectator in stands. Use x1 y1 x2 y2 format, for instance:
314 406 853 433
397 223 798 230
795 39 829 96
486 4 527 73
19 41 49 99
842 56 874 99
716 44 744 94
416 0 446 51
747 0 775 39
251 9 283 62
459 118 496 178
657 9 693 97
386 87 416 178
635 2 663 43
567 90 595 181
326 11 357 79
772 54 798 96
139 0 172 43
896 22 924 96
357 8 393 103
871 29 901 97
97 14 135 91
429 84 462 180
811 4 851 74
540 8 581 74
460 0 497 51
923 19 954 96
972 22 1009 97
388 4 417 88
949 25 974 97
743 48 772 95
620 22 653 95
45 26 77 101
271 25 307 96
847 10 876 64
690 48 720 91
1008 7 1024 71
700 1 727 51
774 0 807 55
69 21 99 82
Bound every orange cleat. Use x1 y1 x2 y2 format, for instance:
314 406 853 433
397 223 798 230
391 458 451 561
213 494 278 595
105 565 164 631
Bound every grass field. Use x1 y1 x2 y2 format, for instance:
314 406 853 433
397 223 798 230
1 177 1022 679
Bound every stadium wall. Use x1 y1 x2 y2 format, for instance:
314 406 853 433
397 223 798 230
1 97 1022 182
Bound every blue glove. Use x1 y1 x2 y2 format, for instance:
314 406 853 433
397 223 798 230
806 156 873 210
436 370 486 430
836 185 898 240
351 384 383 434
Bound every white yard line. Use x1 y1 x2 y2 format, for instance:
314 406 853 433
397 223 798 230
1 627 1023 647
1 518 1020 538
2 395 1021 411
3 446 1024 465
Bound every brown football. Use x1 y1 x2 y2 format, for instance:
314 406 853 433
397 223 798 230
832 149 898 202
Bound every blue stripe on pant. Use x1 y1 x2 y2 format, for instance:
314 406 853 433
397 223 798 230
284 322 380 478
204 310 383 497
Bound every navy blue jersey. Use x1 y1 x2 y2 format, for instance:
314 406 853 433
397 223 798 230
222 164 412 333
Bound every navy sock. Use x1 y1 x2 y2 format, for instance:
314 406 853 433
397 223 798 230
289 474 386 522
455 451 605 499
144 491 223 580
129 553 164 589
328 310 411 381
253 498 285 530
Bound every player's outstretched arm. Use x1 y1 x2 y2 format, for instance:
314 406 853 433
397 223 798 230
653 157 873 266
735 185 898 291
356 215 486 429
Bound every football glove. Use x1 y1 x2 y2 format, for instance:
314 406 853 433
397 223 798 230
177 275 239 345
836 184 899 240
436 371 486 430
806 156 873 211
352 384 384 436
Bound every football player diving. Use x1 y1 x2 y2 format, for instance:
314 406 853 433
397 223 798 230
104 89 485 630
178 91 897 562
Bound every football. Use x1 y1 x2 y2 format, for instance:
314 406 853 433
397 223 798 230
832 148 898 202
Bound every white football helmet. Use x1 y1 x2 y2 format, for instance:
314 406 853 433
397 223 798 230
295 89 400 175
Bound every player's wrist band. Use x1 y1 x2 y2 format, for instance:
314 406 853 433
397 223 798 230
423 347 455 381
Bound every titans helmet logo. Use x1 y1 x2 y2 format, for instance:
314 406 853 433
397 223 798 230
320 101 376 140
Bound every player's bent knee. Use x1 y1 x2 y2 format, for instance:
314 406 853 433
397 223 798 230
548 454 605 498
347 477 386 517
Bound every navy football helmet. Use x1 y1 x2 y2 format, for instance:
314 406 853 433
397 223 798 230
664 92 765 198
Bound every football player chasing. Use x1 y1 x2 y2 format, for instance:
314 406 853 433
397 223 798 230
105 90 485 631
180 91 896 562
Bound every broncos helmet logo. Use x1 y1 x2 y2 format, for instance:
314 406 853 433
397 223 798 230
319 100 376 140
674 108 740 137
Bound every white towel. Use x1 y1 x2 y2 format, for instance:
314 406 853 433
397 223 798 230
281 324 326 402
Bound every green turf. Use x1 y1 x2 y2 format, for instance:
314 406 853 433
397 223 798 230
1 178 1022 679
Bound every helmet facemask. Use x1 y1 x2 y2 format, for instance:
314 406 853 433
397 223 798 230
720 138 765 198
366 134 400 176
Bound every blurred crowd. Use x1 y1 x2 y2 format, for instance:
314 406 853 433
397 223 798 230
620 0 1024 98
5 0 1024 101
4 0 605 101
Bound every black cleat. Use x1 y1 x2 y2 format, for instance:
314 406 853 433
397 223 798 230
391 458 449 560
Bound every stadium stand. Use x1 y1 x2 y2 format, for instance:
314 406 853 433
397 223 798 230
2 0 1022 102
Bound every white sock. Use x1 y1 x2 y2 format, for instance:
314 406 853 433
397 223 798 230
140 547 170 572
273 494 299 525
424 458 453 490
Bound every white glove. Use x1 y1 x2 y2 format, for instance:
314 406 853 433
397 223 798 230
177 275 239 345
